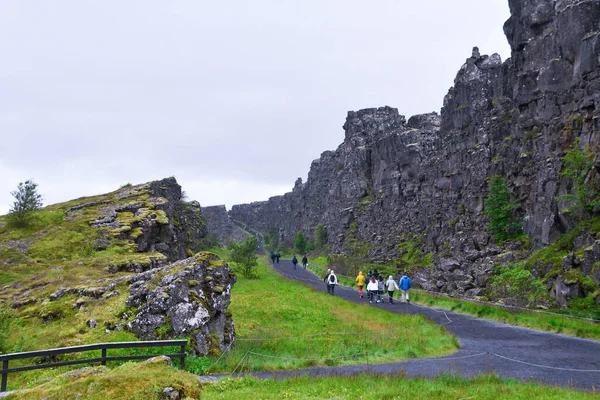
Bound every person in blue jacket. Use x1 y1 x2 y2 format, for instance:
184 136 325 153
399 272 412 303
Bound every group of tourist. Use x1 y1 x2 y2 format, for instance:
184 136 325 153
269 250 281 264
271 252 412 304
322 268 411 304
356 270 412 304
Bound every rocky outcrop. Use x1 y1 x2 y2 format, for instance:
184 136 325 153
88 177 207 262
229 0 600 302
203 205 251 245
126 252 236 356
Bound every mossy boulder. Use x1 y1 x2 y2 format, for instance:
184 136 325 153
126 252 236 356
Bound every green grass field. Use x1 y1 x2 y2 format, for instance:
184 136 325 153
207 254 459 373
201 374 597 400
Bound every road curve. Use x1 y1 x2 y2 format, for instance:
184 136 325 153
200 260 600 391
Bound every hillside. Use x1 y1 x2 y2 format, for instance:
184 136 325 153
0 178 236 377
225 0 600 312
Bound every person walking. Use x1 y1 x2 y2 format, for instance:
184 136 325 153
377 276 384 303
366 276 378 304
302 254 308 269
269 250 275 264
386 275 400 304
356 271 366 298
292 255 298 270
326 270 338 295
275 252 280 264
399 272 412 303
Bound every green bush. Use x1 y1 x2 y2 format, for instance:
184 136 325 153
294 231 307 254
483 175 522 242
557 138 599 219
228 236 259 278
490 262 547 303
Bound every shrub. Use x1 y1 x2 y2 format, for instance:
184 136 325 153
7 180 43 227
490 262 547 304
483 175 521 242
228 236 259 278
294 231 307 254
314 224 328 250
557 138 599 219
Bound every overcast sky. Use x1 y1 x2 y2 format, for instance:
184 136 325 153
0 1 511 214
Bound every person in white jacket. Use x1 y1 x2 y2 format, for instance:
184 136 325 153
366 276 379 304
386 275 400 304
326 270 338 295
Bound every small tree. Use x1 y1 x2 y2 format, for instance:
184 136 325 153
8 180 43 227
228 236 259 278
558 138 599 219
314 224 327 250
294 231 307 254
483 175 521 242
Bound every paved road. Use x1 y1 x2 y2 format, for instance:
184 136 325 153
201 260 600 390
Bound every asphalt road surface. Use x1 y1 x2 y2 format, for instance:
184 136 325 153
200 260 600 391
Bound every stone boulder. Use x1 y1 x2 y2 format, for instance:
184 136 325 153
126 252 236 356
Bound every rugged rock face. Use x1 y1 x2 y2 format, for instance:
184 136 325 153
229 0 600 302
126 252 236 356
202 205 251 245
89 177 207 263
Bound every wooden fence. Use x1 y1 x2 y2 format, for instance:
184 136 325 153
0 340 187 392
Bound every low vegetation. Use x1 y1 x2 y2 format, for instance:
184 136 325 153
208 254 459 373
201 374 596 399
5 359 201 400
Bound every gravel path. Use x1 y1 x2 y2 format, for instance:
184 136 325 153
198 260 600 390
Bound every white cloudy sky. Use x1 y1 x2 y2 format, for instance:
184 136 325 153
0 1 511 214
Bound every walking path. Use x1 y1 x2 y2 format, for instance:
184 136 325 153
199 260 600 390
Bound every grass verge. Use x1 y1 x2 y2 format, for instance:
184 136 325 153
410 290 600 341
209 254 459 373
307 257 600 341
201 373 596 399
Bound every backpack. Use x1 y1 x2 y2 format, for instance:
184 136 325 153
329 274 335 283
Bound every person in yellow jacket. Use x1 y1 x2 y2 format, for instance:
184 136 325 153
356 271 366 299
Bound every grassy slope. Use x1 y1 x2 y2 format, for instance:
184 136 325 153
209 254 459 372
201 374 596 400
5 359 202 400
0 185 176 389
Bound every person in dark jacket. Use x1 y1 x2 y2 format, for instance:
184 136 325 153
269 250 275 264
302 255 308 269
292 255 298 270
275 252 280 263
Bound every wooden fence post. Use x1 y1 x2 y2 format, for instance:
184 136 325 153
101 348 107 366
180 344 186 370
1 360 8 392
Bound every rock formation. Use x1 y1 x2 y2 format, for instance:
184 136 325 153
126 252 236 356
228 0 600 304
202 205 252 245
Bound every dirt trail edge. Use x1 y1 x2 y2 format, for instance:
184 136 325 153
198 261 600 390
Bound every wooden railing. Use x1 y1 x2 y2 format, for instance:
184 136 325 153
0 340 187 392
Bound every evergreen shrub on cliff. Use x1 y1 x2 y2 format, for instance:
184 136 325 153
558 138 599 220
483 176 521 242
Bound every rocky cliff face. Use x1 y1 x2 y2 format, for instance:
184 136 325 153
89 177 207 263
202 205 252 245
229 0 600 303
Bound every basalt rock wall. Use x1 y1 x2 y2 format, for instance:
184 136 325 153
229 0 600 298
